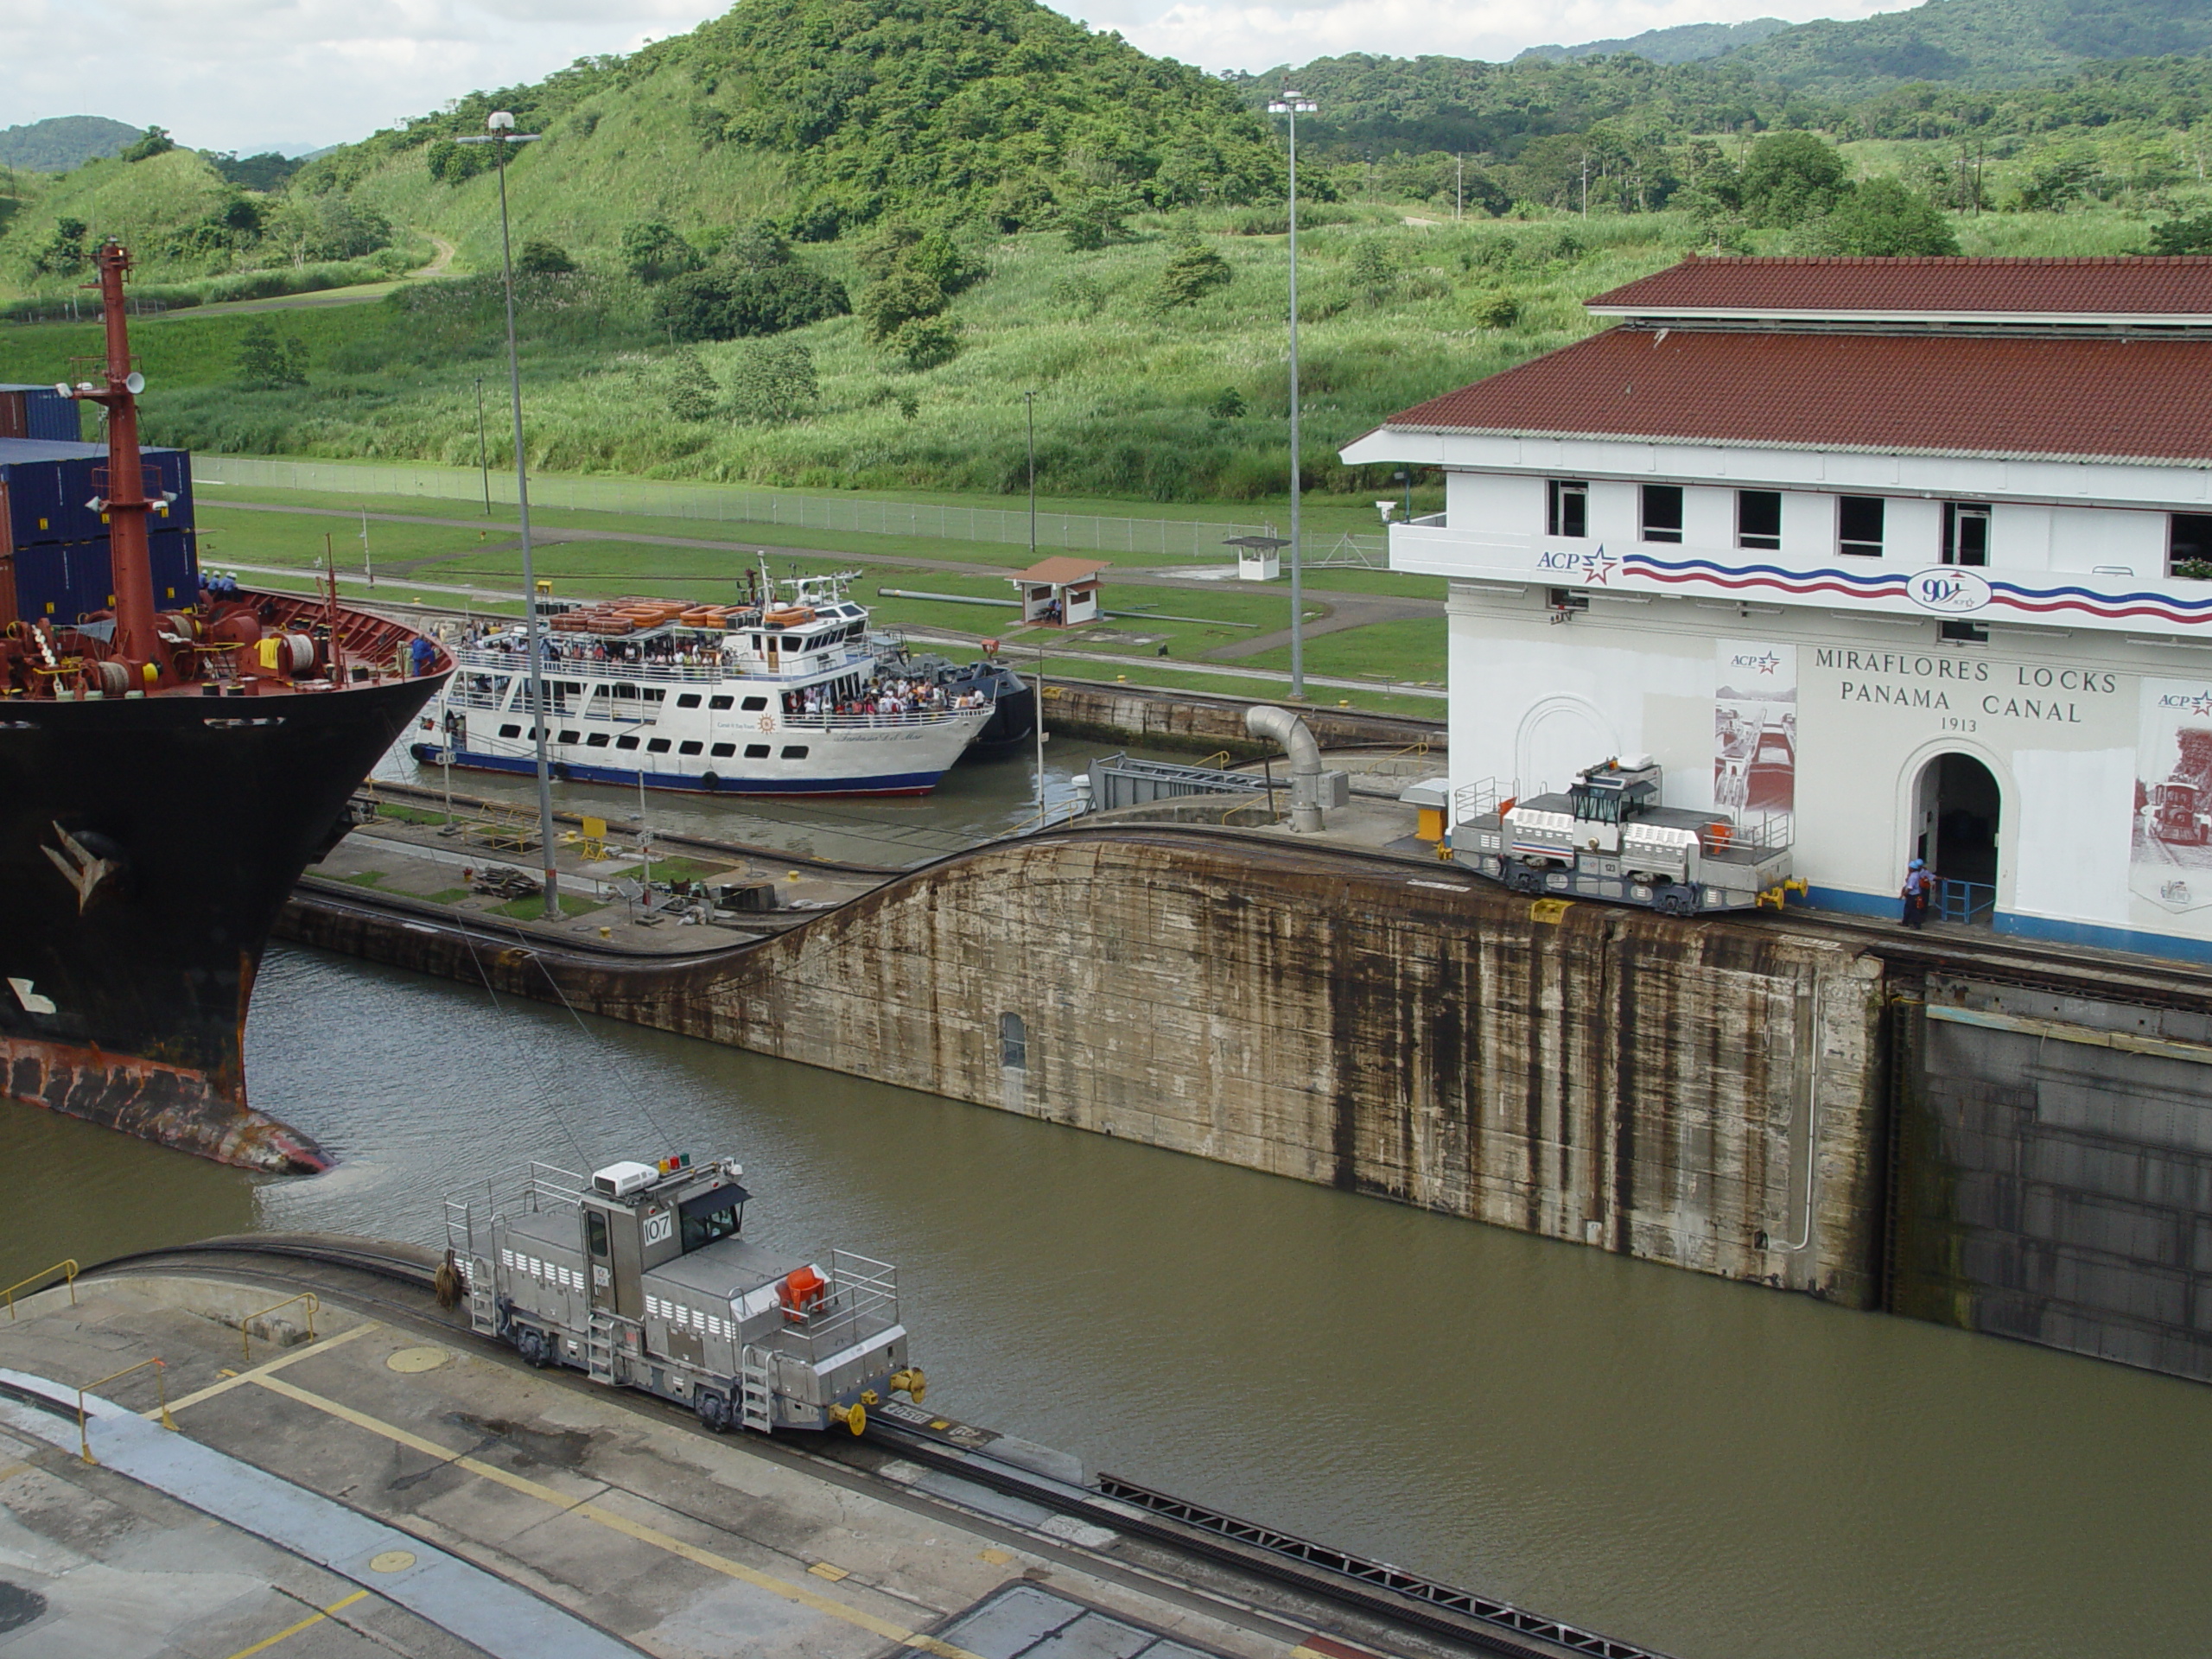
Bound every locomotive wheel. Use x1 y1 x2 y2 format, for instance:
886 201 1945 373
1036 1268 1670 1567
515 1326 550 1368
1658 889 1695 917
696 1390 731 1433
1509 867 1545 895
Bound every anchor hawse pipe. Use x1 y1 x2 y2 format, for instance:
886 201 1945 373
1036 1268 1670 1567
1246 705 1324 833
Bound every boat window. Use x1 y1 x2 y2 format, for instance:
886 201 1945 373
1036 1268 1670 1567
586 1211 608 1258
616 734 640 750
646 737 672 753
741 696 767 712
710 742 736 758
587 733 610 747
709 696 734 710
613 683 638 699
643 687 665 702
499 723 520 739
752 636 764 651
678 740 702 755
559 729 580 745
744 744 770 758
845 624 864 641
780 745 810 760
677 693 702 709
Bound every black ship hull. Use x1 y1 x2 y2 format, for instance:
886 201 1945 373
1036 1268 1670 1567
0 671 445 1170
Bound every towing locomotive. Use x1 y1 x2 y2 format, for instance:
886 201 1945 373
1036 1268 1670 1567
1453 755 1802 914
444 1152 923 1435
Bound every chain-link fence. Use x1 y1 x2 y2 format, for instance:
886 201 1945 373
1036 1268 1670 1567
196 453 1384 569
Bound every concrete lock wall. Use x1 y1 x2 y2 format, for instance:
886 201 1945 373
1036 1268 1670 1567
1889 975 2212 1380
569 835 1891 1304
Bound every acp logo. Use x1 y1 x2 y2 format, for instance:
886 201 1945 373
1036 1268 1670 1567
1729 650 1783 675
1905 568 1993 613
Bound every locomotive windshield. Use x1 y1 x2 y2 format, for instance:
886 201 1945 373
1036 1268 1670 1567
1570 789 1621 823
679 1182 750 1251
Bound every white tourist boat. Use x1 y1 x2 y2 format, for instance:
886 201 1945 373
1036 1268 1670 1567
410 572 995 797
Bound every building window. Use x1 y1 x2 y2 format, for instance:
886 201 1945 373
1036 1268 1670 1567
1000 1012 1027 1070
1547 480 1588 539
1640 485 1683 543
1940 620 1989 644
1738 491 1782 551
1943 503 1990 567
2173 514 2212 578
1838 496 1885 558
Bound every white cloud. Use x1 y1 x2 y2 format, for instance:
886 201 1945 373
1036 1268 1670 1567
0 0 1902 156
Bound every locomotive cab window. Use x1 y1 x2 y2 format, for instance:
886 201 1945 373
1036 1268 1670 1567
678 1186 748 1251
586 1211 609 1258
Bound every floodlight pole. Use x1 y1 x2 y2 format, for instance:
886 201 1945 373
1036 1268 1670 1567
474 376 491 515
1268 89 1317 700
1025 389 1044 829
463 111 559 918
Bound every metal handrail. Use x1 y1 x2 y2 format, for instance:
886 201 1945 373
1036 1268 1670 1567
77 1358 175 1463
1936 878 1996 925
241 1292 319 1360
3 1258 78 1319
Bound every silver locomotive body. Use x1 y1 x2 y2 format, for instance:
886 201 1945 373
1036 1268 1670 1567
1454 757 1800 915
446 1156 922 1434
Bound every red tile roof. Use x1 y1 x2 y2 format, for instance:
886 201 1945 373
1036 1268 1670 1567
1586 256 2212 321
1384 327 2212 463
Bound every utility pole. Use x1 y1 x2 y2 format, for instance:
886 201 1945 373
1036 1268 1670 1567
1455 154 1464 222
1024 390 1038 567
1268 87 1318 701
1580 152 1590 219
474 376 491 515
458 111 558 919
359 506 372 586
1025 387 1045 829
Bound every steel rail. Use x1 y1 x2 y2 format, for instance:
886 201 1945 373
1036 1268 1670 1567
74 1239 1661 1659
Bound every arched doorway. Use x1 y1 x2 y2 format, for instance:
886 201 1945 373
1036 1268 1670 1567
1910 753 2001 923
1516 697 1617 798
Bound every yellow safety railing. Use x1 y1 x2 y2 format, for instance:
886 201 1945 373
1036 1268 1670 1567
77 1358 175 1463
241 1292 320 1361
3 1259 78 1319
1194 750 1233 770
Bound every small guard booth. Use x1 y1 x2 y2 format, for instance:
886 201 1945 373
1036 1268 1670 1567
1008 556 1109 626
1223 533 1286 582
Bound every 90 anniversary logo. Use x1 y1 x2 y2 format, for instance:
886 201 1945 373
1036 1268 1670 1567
1904 568 1993 613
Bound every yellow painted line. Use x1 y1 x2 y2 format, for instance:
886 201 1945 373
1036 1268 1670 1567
246 1374 985 1659
219 1589 369 1659
166 1320 380 1414
0 1459 33 1484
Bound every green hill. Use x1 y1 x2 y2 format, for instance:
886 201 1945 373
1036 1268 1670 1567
299 0 1287 271
1725 0 2212 94
1516 19 1789 67
0 116 143 174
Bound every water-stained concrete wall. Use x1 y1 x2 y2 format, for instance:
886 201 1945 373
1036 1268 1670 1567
296 831 1888 1303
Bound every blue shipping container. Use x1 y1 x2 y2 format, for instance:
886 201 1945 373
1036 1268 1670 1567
0 385 80 443
0 438 196 552
9 528 199 626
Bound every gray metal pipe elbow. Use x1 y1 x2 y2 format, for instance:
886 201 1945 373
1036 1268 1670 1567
1245 704 1324 832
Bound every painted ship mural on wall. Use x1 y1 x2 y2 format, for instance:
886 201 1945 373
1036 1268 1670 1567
0 244 450 1172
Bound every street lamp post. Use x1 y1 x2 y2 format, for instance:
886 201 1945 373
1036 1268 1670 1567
459 111 559 919
474 376 491 516
1024 389 1044 829
1268 88 1317 701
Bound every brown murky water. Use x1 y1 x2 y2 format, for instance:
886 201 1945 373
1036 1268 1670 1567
7 745 2212 1658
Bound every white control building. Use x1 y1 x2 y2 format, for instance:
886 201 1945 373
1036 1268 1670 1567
1342 255 2212 957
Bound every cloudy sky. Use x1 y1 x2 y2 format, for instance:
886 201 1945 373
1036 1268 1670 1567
2 0 1904 156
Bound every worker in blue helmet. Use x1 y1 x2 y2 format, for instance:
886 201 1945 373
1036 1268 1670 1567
1901 855 1935 928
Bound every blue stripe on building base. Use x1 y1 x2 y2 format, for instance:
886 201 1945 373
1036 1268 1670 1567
1801 885 2212 967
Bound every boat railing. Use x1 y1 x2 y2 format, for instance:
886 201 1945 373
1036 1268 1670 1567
789 702 993 731
454 645 876 685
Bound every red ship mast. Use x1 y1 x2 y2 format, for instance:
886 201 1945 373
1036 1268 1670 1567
67 242 170 690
